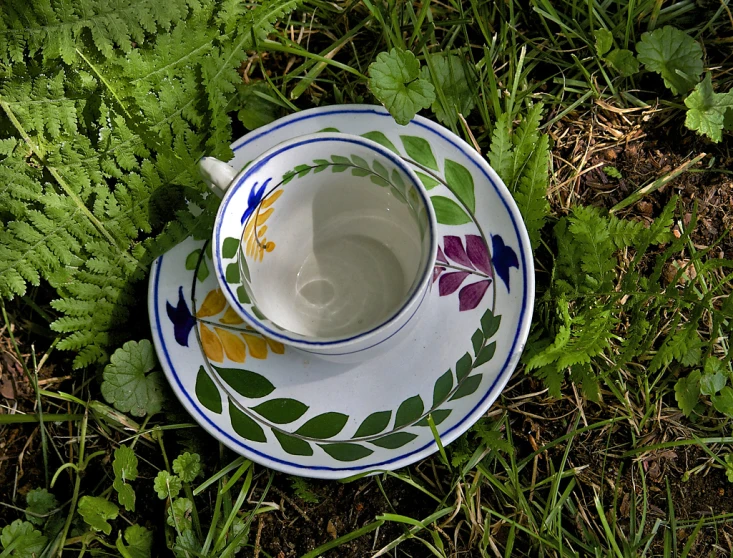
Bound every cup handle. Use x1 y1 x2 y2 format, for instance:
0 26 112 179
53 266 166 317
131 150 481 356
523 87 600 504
199 157 237 198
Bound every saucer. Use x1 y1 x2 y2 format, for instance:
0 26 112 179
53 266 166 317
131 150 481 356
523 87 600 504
149 105 534 478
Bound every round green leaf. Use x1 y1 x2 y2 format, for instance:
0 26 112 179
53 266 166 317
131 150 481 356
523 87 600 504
295 412 349 439
274 430 313 456
252 398 309 424
394 395 424 428
214 366 274 399
320 443 373 462
431 196 471 225
354 411 392 438
229 401 266 442
195 366 222 414
370 432 417 449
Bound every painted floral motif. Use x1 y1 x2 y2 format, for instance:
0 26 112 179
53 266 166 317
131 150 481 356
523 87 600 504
166 287 284 362
241 178 281 262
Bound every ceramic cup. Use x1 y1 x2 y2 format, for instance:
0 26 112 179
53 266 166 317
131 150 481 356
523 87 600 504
200 133 438 362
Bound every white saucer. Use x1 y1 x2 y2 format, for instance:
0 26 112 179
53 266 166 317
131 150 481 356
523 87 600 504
149 105 534 479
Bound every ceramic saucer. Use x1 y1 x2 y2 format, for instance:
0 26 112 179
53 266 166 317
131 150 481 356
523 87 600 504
149 105 534 479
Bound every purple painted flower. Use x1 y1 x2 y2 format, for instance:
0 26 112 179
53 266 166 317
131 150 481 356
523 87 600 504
465 235 492 276
166 286 196 347
241 177 272 225
459 280 491 311
443 236 474 269
433 266 446 283
439 271 470 296
491 235 519 292
436 246 448 265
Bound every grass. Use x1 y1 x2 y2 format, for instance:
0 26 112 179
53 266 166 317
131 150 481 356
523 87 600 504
1 0 733 556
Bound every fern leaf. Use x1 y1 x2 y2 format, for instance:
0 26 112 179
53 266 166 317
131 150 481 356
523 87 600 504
514 133 549 250
487 112 513 188
608 215 647 250
568 206 616 291
510 103 543 189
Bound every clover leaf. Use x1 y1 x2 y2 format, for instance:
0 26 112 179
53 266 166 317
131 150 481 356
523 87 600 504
637 26 703 95
684 74 733 143
101 340 165 417
368 48 435 125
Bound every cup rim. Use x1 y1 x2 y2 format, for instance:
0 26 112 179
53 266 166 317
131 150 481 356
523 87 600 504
212 132 439 350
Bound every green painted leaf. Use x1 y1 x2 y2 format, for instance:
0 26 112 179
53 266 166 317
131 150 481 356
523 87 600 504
362 131 399 154
481 309 501 339
444 159 475 213
229 401 267 443
433 370 453 407
351 155 369 169
185 249 201 270
332 155 351 165
401 135 438 170
594 29 613 56
236 286 250 304
390 169 406 192
370 432 417 449
431 196 471 225
251 306 267 321
318 127 340 132
332 164 348 173
351 167 371 177
416 171 440 190
372 160 389 179
240 254 251 282
370 175 389 187
474 342 496 367
197 259 210 282
195 366 222 414
295 412 349 439
674 370 700 417
368 48 435 125
394 395 424 428
636 26 703 95
252 398 309 424
78 496 119 535
416 409 451 426
471 328 483 355
225 262 240 283
214 366 274 398
274 430 313 456
222 237 240 259
320 443 373 462
450 375 482 400
455 352 472 381
354 411 392 437
712 386 733 418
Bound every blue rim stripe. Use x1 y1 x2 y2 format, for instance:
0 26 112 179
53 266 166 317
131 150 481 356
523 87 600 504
214 136 436 350
152 105 531 473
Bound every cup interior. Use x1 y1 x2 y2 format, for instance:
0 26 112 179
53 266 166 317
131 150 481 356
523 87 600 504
223 134 434 343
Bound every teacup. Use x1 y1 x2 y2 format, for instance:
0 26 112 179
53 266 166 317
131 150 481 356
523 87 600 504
200 133 438 362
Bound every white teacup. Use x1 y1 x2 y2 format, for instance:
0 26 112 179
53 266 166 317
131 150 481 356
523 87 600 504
200 133 438 362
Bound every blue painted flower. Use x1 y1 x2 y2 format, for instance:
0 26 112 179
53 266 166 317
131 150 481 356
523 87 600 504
241 178 272 225
491 235 519 292
166 286 196 347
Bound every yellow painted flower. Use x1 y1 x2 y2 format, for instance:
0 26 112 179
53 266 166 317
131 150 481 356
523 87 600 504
243 189 282 262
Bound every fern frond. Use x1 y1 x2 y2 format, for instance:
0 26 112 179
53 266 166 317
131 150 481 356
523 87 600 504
649 323 704 372
568 206 616 291
487 112 512 186
510 103 543 189
608 215 646 250
514 133 550 250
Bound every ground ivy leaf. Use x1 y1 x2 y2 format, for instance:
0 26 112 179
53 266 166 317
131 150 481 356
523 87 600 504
295 412 349 439
118 525 153 558
368 48 435 126
214 366 275 399
684 74 733 142
700 369 727 396
113 445 138 483
354 411 392 437
167 497 193 530
78 496 119 535
370 432 418 449
25 488 57 526
114 481 135 512
712 386 733 418
636 26 703 95
195 366 222 414
420 54 475 125
594 29 613 56
433 370 454 407
153 471 182 500
0 520 47 558
444 159 475 213
450 375 483 401
252 398 309 424
674 370 701 417
172 452 202 483
394 395 424 428
229 401 267 442
101 340 164 417
274 430 314 456
431 196 471 225
320 443 373 462
604 49 639 77
237 82 279 131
